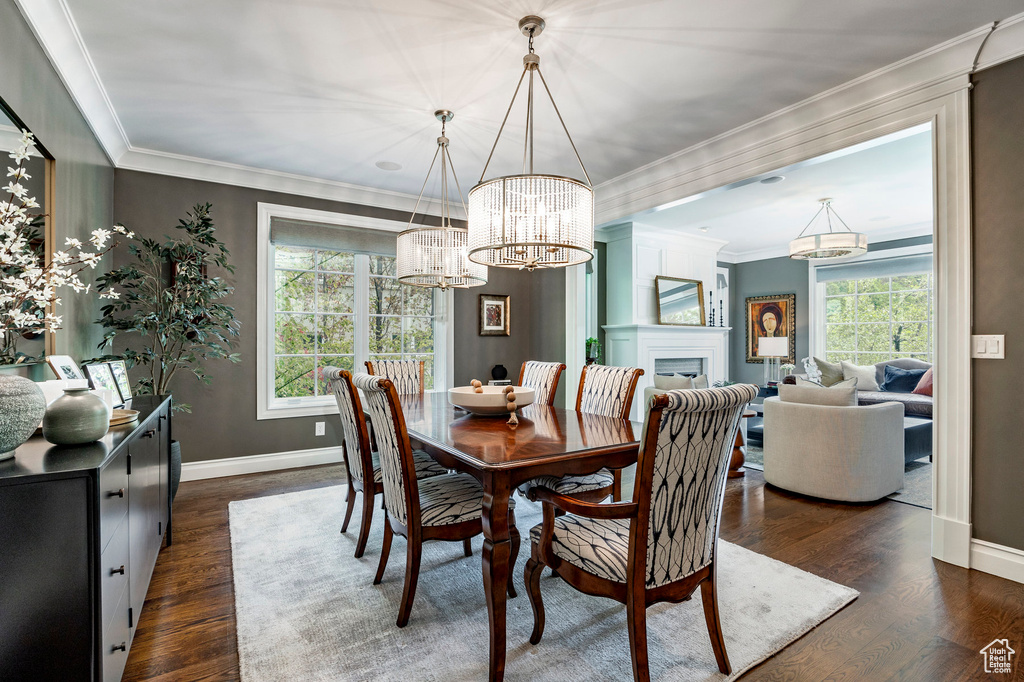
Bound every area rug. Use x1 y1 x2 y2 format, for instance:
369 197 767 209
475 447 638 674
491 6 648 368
229 486 858 681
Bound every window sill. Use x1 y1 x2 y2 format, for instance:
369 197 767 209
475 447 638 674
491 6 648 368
257 400 338 420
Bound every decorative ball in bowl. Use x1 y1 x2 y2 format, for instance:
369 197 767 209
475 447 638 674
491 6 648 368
448 385 535 416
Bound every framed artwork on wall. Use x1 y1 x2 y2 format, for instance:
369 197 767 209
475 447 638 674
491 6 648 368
46 354 83 380
479 294 510 336
745 293 796 364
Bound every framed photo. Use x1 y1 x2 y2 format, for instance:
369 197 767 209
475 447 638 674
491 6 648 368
46 354 83 381
479 294 510 336
107 359 133 402
84 362 120 399
745 294 796 364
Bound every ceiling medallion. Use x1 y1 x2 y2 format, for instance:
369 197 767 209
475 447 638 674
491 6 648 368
396 110 487 289
789 198 868 260
467 16 594 271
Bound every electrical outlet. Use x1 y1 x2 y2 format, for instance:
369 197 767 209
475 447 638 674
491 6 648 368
315 421 326 436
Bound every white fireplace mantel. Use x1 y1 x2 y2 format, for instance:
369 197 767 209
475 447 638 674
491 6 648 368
602 324 732 421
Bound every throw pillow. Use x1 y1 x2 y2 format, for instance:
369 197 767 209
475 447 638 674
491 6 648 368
653 374 693 390
812 356 844 387
879 365 927 393
912 367 934 396
840 360 879 391
779 383 857 407
796 376 857 390
692 374 709 389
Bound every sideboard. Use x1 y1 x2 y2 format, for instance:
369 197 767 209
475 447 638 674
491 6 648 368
0 395 173 682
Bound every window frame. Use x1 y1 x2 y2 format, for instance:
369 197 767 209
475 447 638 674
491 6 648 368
256 203 453 420
808 244 933 362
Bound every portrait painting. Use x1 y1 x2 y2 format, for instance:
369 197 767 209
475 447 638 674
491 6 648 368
479 294 510 336
745 294 796 363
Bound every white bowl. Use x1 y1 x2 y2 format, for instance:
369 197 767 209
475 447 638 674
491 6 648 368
448 385 535 416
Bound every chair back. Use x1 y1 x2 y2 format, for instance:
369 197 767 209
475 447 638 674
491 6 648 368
518 361 566 406
635 384 758 589
575 364 644 419
324 367 373 485
365 359 424 395
351 373 419 528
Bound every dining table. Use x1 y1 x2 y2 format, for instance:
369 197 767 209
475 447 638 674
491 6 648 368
395 391 642 682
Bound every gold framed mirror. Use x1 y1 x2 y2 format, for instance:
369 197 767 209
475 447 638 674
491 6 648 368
655 275 706 326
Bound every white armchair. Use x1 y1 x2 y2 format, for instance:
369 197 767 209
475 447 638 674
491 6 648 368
762 396 904 502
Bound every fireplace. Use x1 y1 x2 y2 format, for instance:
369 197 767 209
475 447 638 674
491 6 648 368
654 357 706 377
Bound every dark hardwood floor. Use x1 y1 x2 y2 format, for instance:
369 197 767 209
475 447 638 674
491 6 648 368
123 465 1024 681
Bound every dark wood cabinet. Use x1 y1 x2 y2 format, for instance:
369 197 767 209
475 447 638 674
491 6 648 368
0 395 173 682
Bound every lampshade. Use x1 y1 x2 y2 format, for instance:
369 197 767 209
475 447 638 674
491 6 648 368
467 16 594 271
757 336 789 357
789 198 868 260
396 110 486 290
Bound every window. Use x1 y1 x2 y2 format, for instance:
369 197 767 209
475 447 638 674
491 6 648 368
812 248 933 365
257 203 450 419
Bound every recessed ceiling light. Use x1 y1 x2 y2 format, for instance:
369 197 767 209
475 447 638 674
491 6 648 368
376 161 402 171
760 175 785 184
698 226 710 233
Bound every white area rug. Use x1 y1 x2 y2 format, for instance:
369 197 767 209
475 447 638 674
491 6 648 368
229 486 857 681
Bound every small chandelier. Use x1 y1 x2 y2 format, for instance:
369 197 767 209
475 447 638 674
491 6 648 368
396 110 487 289
467 16 594 271
789 198 868 260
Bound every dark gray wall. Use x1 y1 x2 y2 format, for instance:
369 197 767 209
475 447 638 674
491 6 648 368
971 56 1024 552
114 169 566 463
1 0 114 359
728 236 933 385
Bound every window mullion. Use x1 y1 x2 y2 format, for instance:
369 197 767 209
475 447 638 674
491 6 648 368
355 254 370 369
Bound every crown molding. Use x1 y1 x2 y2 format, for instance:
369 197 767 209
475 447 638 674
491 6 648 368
974 11 1024 72
717 223 933 264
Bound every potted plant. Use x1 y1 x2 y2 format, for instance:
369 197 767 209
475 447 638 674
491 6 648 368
585 337 602 365
95 203 241 498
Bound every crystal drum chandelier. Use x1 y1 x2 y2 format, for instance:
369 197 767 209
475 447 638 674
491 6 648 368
467 16 594 271
396 110 487 289
789 198 868 260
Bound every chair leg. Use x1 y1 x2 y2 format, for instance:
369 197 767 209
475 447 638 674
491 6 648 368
612 469 623 502
396 536 422 628
463 537 473 557
700 574 732 675
341 486 357 533
353 489 376 559
524 557 545 645
626 595 650 682
507 512 520 598
373 520 393 585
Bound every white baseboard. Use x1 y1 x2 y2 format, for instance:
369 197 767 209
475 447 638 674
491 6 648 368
931 515 972 568
180 446 344 482
971 539 1024 585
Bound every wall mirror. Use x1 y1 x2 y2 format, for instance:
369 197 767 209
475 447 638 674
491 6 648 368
655 275 706 326
1 96 55 360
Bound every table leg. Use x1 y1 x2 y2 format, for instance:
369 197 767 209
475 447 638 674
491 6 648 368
481 473 511 682
729 426 746 478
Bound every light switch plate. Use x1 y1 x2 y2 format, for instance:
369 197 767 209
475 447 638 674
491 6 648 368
971 334 1005 359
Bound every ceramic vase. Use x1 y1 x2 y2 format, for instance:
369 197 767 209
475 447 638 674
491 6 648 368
0 375 47 461
43 388 110 446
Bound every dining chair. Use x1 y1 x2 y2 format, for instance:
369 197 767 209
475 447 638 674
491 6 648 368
324 367 448 558
352 372 521 627
524 384 758 681
517 360 567 406
519 364 644 503
365 359 424 395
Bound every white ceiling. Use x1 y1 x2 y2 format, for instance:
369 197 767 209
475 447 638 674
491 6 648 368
632 124 934 261
56 0 1020 202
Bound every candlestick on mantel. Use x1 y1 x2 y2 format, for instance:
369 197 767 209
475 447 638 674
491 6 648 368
719 300 724 327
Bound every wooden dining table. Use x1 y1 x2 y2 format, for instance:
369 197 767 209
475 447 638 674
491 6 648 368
396 391 641 682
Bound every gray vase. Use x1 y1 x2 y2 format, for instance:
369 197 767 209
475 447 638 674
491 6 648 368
43 388 110 446
0 375 47 461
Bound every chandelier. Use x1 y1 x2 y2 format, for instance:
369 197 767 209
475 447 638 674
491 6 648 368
789 198 868 260
396 110 487 289
467 16 594 271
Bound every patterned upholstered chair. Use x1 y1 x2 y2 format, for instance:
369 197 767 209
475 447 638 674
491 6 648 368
324 367 447 558
520 364 644 503
365 359 424 395
353 373 520 627
518 360 567 406
524 384 758 681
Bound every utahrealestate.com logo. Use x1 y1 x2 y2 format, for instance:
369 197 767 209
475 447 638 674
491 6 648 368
980 639 1015 674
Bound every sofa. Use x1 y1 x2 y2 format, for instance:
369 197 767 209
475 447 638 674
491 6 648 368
784 358 932 418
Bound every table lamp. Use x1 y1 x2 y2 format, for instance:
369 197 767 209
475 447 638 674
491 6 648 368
757 337 789 386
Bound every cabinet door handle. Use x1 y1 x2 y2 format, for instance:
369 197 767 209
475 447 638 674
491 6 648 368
108 488 125 498
142 429 156 439
112 642 126 653
111 565 125 576
159 414 167 421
